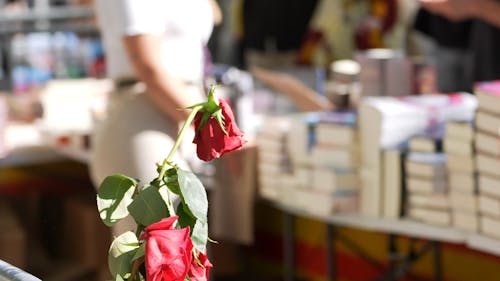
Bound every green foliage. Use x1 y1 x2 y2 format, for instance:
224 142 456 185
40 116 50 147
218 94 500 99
176 169 208 252
108 231 139 278
177 169 208 223
97 175 137 227
164 168 181 195
191 220 208 252
128 185 169 227
176 203 196 230
132 243 146 262
95 88 242 279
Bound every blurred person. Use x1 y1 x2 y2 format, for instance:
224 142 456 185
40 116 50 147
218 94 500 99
240 0 319 68
91 0 221 234
418 0 500 90
413 8 472 92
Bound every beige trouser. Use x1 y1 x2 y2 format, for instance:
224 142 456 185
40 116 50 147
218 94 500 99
89 83 204 235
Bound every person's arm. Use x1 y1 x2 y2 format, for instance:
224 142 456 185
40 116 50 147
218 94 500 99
209 0 223 25
472 0 500 28
250 66 334 112
420 0 500 28
122 34 203 123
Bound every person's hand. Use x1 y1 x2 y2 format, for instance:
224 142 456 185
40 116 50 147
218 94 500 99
419 0 483 21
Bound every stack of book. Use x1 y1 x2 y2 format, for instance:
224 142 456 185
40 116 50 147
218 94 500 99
474 81 500 239
405 152 451 226
382 129 443 219
256 116 295 201
359 93 478 217
256 112 359 216
444 121 478 232
381 148 404 219
308 112 360 214
380 131 443 220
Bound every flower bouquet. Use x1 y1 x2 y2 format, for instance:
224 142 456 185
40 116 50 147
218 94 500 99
96 86 245 281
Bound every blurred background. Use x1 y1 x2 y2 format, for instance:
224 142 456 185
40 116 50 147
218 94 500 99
1 1 500 281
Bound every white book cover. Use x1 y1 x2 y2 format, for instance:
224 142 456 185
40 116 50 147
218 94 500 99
446 154 476 174
478 196 500 218
406 177 448 194
280 188 358 216
408 194 450 210
360 168 381 216
448 172 476 193
476 153 500 178
409 136 442 153
443 137 473 156
362 93 477 149
383 150 403 219
293 167 312 191
408 207 451 226
316 124 357 146
286 115 313 166
475 80 500 115
479 174 500 199
475 131 500 157
359 93 477 217
449 192 478 212
445 121 474 141
311 167 358 193
476 111 500 137
480 215 500 240
452 211 478 232
285 111 357 167
405 152 447 179
311 145 359 169
314 111 357 146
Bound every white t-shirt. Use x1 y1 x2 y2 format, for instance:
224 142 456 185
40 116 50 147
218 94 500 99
95 0 214 82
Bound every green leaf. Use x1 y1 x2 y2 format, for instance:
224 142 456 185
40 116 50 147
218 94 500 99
164 168 181 195
97 174 137 227
108 231 138 278
132 242 146 261
128 185 169 226
157 185 173 209
176 203 196 229
191 219 208 252
176 203 207 252
177 169 208 223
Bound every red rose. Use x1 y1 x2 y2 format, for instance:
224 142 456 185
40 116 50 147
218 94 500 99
188 250 213 281
193 98 245 161
140 216 193 281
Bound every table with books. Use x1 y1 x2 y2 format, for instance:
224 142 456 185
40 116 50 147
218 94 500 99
256 86 500 281
6 78 500 280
